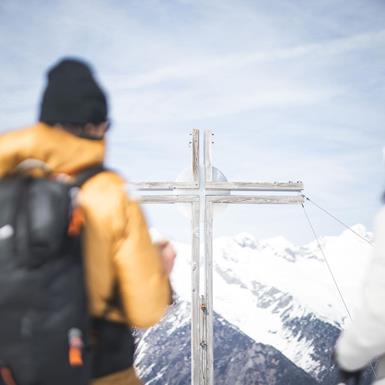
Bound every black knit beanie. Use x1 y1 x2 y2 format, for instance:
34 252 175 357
39 58 108 126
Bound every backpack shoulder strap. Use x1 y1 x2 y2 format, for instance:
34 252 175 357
74 164 106 187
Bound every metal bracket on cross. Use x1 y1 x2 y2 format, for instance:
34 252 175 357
133 129 304 385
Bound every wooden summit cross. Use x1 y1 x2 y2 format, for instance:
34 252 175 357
134 129 304 385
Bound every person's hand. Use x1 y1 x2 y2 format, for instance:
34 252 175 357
154 240 176 276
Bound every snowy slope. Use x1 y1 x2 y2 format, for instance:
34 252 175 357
164 225 373 379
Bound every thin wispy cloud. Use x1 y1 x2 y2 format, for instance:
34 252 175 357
107 28 385 90
1 0 385 243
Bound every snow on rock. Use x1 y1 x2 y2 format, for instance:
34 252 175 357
233 232 259 249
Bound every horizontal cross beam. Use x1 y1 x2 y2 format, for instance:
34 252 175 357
133 181 198 191
207 195 304 204
206 181 303 192
139 195 199 204
134 181 304 192
139 195 304 205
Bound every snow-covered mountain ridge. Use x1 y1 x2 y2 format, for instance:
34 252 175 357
170 224 372 323
165 224 373 379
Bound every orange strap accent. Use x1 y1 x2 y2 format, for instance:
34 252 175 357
0 367 18 385
69 346 83 367
68 207 85 236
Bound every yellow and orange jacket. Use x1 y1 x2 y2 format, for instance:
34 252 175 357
0 123 171 384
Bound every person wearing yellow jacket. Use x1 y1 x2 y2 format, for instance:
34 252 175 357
0 59 174 385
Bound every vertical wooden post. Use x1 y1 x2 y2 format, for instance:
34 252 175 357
200 294 207 385
205 129 213 182
192 128 200 187
204 129 214 385
205 199 214 385
191 200 201 385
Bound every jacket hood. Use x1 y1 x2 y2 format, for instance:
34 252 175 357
0 123 106 177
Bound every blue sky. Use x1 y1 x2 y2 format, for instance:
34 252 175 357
1 0 385 244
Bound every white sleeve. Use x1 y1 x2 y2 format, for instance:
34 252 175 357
336 207 385 371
